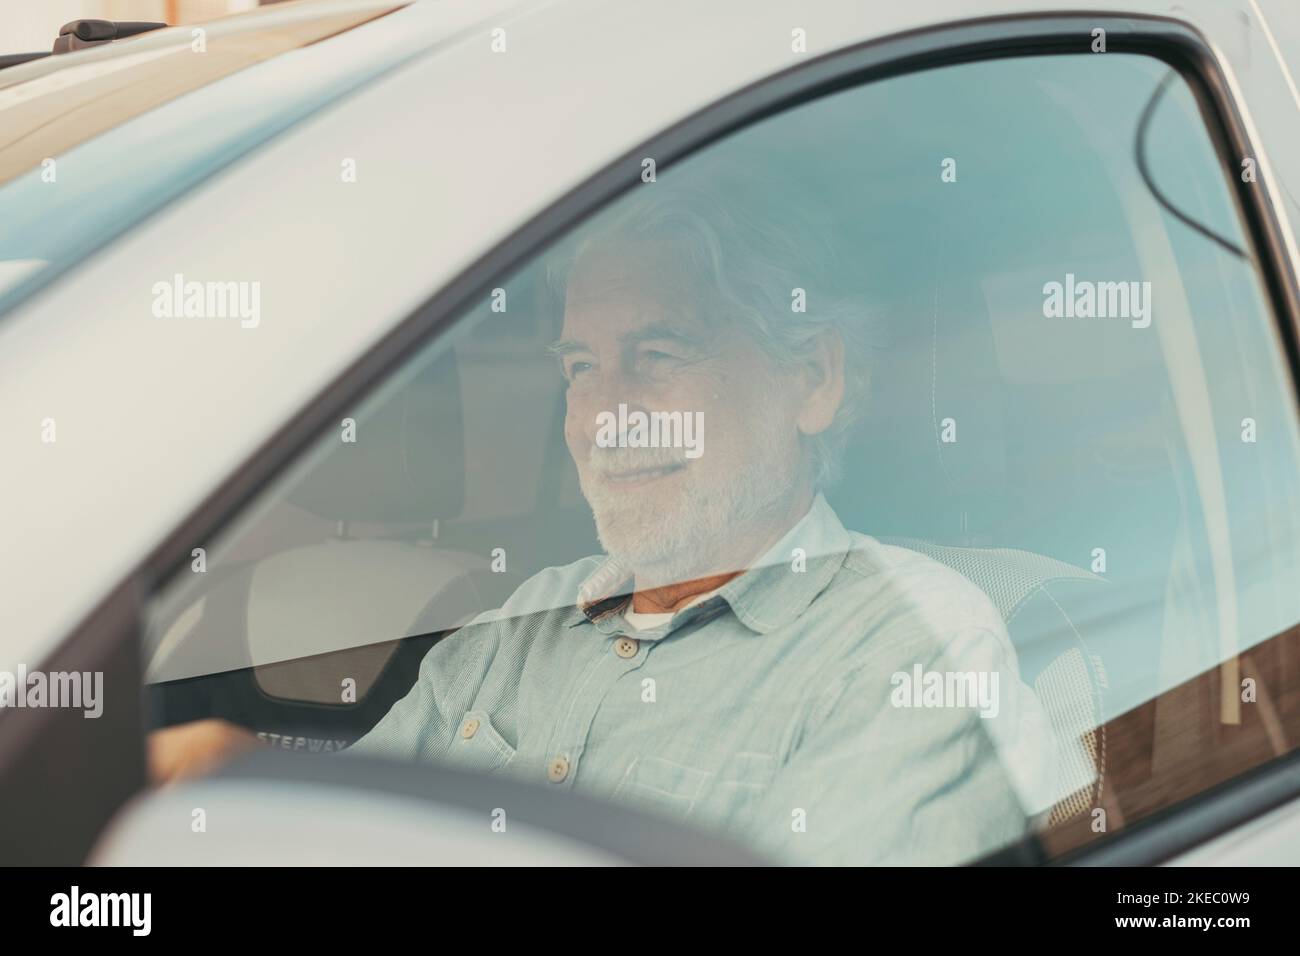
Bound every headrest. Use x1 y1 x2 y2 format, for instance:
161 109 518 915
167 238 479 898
288 348 464 524
829 275 1010 542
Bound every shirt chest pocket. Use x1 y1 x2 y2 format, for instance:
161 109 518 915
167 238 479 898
614 752 778 825
453 710 517 774
709 752 780 830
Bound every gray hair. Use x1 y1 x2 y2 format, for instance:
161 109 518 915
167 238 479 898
545 161 885 489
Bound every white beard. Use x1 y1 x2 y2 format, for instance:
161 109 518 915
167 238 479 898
579 407 799 587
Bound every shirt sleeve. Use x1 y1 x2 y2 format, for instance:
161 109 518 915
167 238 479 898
743 627 1032 865
343 557 600 764
344 615 504 764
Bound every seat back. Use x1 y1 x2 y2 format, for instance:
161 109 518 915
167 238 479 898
880 538 1108 824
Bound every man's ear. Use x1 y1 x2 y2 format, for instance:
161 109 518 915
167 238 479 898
795 329 845 437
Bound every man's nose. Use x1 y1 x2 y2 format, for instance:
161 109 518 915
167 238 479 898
574 365 649 442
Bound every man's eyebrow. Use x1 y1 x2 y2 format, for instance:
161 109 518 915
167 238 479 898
624 324 707 349
546 325 708 357
547 339 591 356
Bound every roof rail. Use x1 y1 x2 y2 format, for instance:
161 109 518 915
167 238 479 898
0 52 50 70
52 19 168 53
0 18 168 71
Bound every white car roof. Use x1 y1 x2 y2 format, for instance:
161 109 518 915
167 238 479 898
1 0 1297 670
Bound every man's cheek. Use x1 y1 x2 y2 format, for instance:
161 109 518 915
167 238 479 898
563 411 587 466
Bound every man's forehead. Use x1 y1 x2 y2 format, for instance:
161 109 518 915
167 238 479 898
561 240 706 343
565 239 689 301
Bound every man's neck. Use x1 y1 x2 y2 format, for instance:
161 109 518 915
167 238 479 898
629 487 816 614
631 571 741 614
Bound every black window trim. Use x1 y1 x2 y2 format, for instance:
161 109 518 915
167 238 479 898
99 12 1300 866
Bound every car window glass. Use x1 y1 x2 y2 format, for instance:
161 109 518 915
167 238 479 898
144 50 1300 865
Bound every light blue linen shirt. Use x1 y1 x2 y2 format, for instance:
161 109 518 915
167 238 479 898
350 494 1052 864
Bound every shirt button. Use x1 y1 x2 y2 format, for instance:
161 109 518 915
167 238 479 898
460 718 480 739
614 636 640 659
547 755 570 783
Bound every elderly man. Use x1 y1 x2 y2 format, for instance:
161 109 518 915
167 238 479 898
151 167 1054 865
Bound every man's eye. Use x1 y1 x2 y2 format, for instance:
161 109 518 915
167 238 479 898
641 350 681 367
565 360 593 381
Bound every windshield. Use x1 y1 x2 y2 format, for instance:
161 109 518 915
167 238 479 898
0 1 406 316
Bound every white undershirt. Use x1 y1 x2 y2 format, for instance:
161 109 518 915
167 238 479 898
621 609 673 630
622 587 722 631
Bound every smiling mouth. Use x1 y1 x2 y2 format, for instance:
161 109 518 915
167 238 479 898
600 462 688 485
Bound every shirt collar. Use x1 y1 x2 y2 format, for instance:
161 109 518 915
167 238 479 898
575 493 852 635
